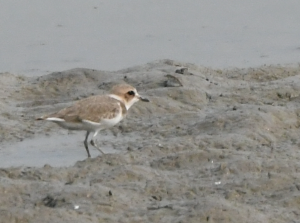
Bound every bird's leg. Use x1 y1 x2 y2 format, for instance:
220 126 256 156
90 131 105 155
84 131 91 158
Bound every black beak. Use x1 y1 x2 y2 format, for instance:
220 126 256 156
138 95 150 102
141 97 150 102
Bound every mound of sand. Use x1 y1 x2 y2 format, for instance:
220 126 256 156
1 60 300 222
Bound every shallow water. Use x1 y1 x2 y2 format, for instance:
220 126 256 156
1 0 299 76
0 132 118 167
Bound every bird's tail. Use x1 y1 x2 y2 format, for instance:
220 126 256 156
36 116 45 121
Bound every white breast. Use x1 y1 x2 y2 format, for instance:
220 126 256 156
101 108 124 127
81 103 124 130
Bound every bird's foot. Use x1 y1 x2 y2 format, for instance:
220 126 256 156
90 139 105 155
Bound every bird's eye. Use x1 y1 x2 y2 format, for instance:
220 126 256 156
128 90 135 96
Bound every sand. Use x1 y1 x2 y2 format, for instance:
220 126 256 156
1 60 300 222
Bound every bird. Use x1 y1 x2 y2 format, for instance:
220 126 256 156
36 83 149 157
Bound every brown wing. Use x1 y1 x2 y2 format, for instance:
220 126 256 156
46 95 127 123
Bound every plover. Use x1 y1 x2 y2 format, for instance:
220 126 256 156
37 83 149 157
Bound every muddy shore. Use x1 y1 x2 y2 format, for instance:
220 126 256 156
1 60 300 222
